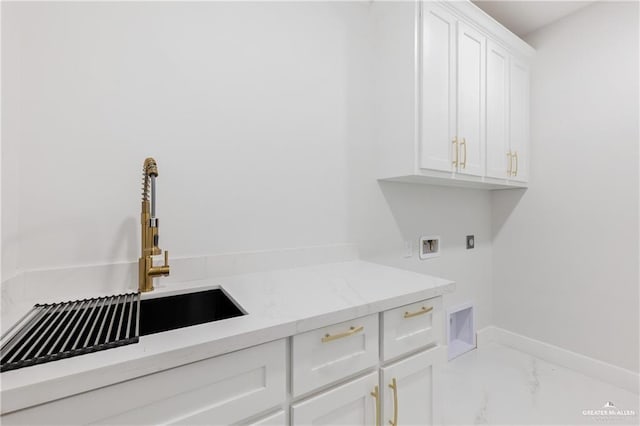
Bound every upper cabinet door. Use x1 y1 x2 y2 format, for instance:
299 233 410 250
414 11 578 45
457 23 486 177
485 41 510 179
509 58 530 182
420 4 457 173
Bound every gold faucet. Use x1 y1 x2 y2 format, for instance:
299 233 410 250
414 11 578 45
139 157 170 292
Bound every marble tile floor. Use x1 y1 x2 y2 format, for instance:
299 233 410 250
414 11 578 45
439 342 639 425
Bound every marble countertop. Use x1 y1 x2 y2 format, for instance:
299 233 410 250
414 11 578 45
0 260 454 414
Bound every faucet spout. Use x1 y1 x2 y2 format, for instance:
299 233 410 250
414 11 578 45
139 157 170 292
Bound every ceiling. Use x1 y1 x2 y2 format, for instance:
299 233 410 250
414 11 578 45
471 1 595 37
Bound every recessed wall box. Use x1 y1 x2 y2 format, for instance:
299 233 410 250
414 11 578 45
447 302 476 360
419 236 440 259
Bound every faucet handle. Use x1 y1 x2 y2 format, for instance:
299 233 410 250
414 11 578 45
163 250 170 267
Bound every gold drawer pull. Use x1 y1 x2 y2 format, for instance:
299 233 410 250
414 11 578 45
403 306 433 319
371 385 380 426
321 325 364 343
388 378 398 426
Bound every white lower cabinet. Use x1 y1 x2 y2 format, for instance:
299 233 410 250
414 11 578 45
291 372 379 426
382 298 443 361
2 339 287 426
381 346 445 426
292 314 379 397
2 297 446 426
291 297 444 426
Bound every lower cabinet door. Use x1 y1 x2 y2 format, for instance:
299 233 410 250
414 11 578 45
381 346 445 426
291 372 379 426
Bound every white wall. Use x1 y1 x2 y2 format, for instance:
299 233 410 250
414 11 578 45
8 3 633 366
492 1 639 372
1 2 373 276
353 180 494 330
1 2 19 281
346 0 494 331
0 2 3 286
2 1 495 331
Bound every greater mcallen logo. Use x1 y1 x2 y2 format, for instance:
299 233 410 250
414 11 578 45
582 401 636 419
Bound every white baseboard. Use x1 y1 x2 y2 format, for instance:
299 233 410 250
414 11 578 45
477 326 639 394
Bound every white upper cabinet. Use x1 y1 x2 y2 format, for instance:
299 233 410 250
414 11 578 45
420 4 457 173
486 41 510 179
374 1 535 189
487 43 530 182
509 58 531 182
456 22 486 177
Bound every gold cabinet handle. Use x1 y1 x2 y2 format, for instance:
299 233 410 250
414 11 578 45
452 137 459 167
403 306 433 319
388 378 398 426
510 152 516 176
506 151 513 176
460 137 467 169
513 152 519 176
370 385 380 426
321 325 364 343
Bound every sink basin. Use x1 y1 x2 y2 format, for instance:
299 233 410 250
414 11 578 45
0 288 245 372
140 288 245 336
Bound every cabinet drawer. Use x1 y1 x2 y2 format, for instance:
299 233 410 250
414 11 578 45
2 340 286 426
292 314 378 397
291 371 378 426
382 297 442 361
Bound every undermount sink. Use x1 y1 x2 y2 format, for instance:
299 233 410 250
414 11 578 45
139 288 245 336
0 288 244 372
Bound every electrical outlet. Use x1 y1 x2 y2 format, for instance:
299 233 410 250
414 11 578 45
466 235 475 249
403 240 413 258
